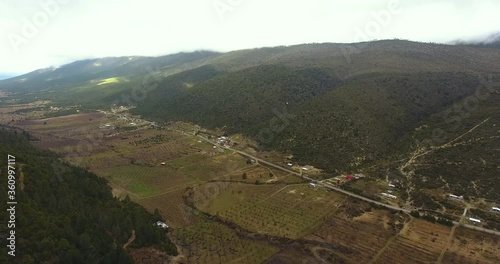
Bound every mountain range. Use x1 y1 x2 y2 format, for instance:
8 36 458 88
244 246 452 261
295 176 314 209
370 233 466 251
1 39 499 204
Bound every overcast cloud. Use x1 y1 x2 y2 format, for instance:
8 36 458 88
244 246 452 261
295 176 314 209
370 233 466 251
1 0 499 75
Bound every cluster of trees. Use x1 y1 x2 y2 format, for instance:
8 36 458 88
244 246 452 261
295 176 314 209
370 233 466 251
344 187 381 202
43 108 80 118
0 127 177 263
410 211 454 227
411 191 441 211
131 135 169 146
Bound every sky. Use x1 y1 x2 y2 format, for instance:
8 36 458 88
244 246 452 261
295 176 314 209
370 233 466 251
1 0 499 76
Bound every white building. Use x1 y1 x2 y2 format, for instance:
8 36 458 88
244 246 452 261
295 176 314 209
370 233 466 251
155 221 169 229
448 194 464 200
492 207 500 212
468 217 481 224
309 183 316 188
381 193 397 199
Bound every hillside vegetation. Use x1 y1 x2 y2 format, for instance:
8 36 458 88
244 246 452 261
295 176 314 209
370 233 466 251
2 40 500 204
132 41 500 203
0 127 177 263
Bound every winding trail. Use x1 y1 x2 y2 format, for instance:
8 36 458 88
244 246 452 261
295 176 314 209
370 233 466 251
436 207 469 264
437 225 457 264
398 117 491 208
123 230 136 249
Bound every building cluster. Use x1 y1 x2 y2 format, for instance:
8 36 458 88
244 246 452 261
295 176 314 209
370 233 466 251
381 182 398 198
111 105 130 113
322 173 365 186
116 114 143 125
217 136 232 148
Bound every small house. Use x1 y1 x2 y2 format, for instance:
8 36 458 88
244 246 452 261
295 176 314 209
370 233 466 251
449 194 464 200
155 221 169 229
381 193 397 199
492 207 500 212
309 183 316 188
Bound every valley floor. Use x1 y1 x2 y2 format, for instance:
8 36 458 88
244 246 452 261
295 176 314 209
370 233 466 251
1 104 499 264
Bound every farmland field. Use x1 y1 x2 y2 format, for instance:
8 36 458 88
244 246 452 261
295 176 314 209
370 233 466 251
140 188 196 228
306 208 403 264
442 227 500 264
375 218 451 264
3 108 500 263
171 219 279 264
193 182 347 239
100 165 186 199
11 111 256 228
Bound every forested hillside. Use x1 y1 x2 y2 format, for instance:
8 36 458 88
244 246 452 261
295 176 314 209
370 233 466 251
2 40 500 205
133 68 488 172
130 41 500 204
0 127 177 263
133 65 341 134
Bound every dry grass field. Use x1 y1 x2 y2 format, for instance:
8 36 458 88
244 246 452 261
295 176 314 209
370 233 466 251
374 218 451 264
442 227 500 264
305 208 402 264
